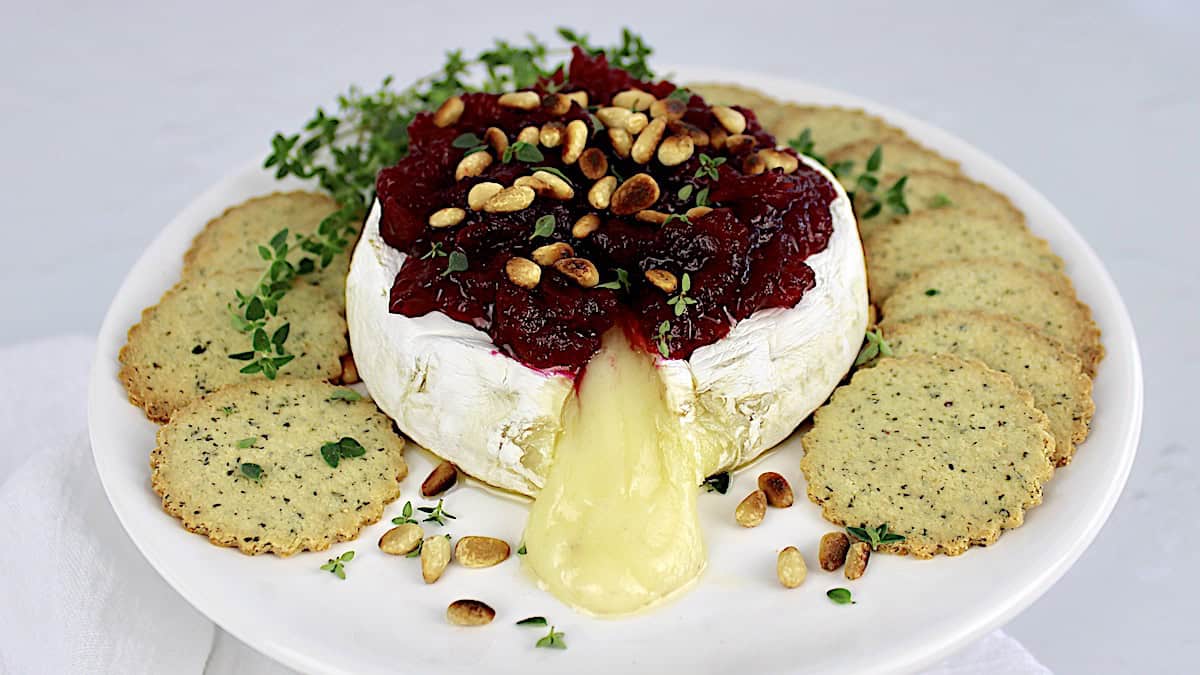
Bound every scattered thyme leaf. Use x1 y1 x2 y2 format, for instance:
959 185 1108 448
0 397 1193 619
665 273 697 316
925 288 940 296
320 436 366 468
677 184 694 201
392 501 419 525
328 388 363 402
530 214 556 240
930 193 954 208
847 523 906 551
517 543 527 555
827 588 854 605
656 320 672 358
419 498 457 526
442 251 469 277
854 329 892 366
320 551 355 579
516 616 547 626
536 625 567 649
239 462 263 482
595 268 631 292
235 437 257 449
422 241 449 259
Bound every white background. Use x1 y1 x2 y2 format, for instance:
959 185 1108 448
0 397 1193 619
2 1 1197 671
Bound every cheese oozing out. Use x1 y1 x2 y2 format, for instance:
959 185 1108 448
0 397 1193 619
523 330 711 615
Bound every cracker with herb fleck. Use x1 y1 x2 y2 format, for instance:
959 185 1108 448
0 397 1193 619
855 170 1025 237
183 191 348 297
800 355 1055 558
768 104 908 157
119 268 347 422
881 259 1103 375
827 138 961 180
885 312 1094 466
864 210 1064 301
151 379 407 556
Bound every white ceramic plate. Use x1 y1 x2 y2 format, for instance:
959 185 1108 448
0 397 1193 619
88 66 1143 675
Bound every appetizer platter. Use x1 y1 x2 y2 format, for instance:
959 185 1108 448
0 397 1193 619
88 29 1142 675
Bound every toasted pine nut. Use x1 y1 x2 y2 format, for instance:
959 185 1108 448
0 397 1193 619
650 97 687 121
428 207 466 228
635 209 670 225
657 134 695 166
596 106 632 129
613 88 655 111
588 176 618 209
379 523 424 555
454 536 511 568
625 112 649 134
539 121 564 148
523 171 572 200
505 256 541 289
562 119 588 164
757 472 795 508
339 353 359 384
759 148 800 173
608 128 633 158
531 242 574 266
467 182 503 210
631 117 667 164
455 151 492 181
422 460 459 496
544 93 572 115
735 489 767 527
482 185 536 213
845 541 871 580
777 546 808 588
610 173 661 215
670 120 710 147
517 126 540 145
433 95 464 128
578 148 608 180
644 269 678 293
725 134 756 154
742 153 767 175
564 90 588 108
447 599 495 626
712 105 747 134
572 213 601 238
421 535 451 583
710 125 728 149
498 91 539 110
686 206 713 219
484 127 508 155
553 257 600 287
819 532 851 571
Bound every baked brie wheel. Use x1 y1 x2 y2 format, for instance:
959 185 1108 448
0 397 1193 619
346 48 867 614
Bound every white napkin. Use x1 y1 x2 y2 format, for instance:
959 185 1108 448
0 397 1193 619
0 336 1050 675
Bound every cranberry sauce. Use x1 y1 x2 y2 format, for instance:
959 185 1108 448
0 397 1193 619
377 47 837 371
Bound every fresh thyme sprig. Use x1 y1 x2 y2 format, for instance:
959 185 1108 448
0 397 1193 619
391 501 419 525
846 523 906 550
854 328 893 366
655 320 672 358
240 28 656 380
418 498 457 526
666 273 698 316
320 550 355 580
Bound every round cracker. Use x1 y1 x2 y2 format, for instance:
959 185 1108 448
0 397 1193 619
800 354 1055 558
119 268 348 422
152 379 407 556
864 209 1063 301
885 311 1094 466
880 259 1103 375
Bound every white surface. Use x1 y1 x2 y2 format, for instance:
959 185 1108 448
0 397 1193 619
0 336 1048 675
86 67 1139 675
2 1 1195 671
346 154 866 496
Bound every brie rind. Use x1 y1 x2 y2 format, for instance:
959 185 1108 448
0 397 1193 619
346 156 867 496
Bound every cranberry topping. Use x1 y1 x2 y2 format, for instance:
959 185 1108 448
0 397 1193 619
378 47 838 371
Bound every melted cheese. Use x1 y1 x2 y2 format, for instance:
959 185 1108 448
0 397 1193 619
523 331 707 615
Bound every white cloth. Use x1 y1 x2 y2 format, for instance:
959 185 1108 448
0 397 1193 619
0 336 1050 675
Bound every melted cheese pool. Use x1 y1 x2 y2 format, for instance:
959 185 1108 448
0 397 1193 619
523 331 707 615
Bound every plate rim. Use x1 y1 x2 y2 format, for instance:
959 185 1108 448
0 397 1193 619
88 65 1144 675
